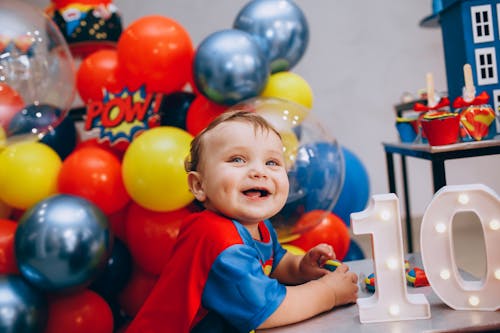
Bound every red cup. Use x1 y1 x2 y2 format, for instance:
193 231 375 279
421 113 460 146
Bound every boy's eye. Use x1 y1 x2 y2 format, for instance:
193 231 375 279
230 157 245 163
266 160 280 166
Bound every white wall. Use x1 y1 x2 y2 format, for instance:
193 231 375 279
29 0 500 217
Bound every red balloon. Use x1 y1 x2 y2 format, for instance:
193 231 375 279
107 203 130 242
75 138 125 160
0 83 24 130
117 265 158 317
76 49 125 104
117 15 194 94
58 146 131 215
125 203 190 275
0 219 19 274
45 289 113 333
186 94 227 136
289 210 351 261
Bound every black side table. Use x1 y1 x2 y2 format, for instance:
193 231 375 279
383 139 500 253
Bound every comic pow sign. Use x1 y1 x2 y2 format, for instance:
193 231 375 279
84 86 162 146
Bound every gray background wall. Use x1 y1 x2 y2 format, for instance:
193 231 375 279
28 0 500 218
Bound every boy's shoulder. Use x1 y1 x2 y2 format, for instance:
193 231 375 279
180 209 244 250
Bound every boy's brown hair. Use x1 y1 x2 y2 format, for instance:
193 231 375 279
184 110 282 173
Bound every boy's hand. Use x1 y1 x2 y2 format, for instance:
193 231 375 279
299 243 336 280
320 263 359 307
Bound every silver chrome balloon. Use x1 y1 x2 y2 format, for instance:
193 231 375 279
193 29 269 106
14 194 112 293
0 275 47 333
234 0 309 73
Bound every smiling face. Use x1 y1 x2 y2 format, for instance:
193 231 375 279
187 120 289 226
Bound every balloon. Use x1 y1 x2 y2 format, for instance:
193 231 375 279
0 141 62 210
40 115 78 160
0 126 5 150
14 194 112 292
193 29 270 105
7 104 61 142
76 49 124 104
90 238 133 299
0 200 12 219
0 83 24 132
343 240 366 262
117 15 194 94
117 266 158 317
332 146 370 226
0 1 75 144
289 210 350 261
106 204 130 242
158 91 196 130
186 94 227 136
122 127 194 212
261 71 314 108
0 219 18 274
0 275 47 333
44 289 113 333
231 97 343 240
233 0 309 73
58 146 131 215
125 203 190 275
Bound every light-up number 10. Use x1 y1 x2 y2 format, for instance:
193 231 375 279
351 184 500 323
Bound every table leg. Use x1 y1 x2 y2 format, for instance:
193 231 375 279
400 156 413 253
385 151 396 194
431 159 446 193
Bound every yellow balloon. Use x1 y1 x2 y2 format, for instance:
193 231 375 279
261 71 314 109
280 130 299 170
0 142 62 209
122 126 194 212
0 127 5 151
282 244 306 255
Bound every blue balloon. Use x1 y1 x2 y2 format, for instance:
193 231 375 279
0 275 47 333
234 0 309 73
40 115 77 160
343 240 366 262
193 29 270 105
332 146 370 226
158 91 196 130
275 140 343 228
90 238 133 299
7 103 61 137
14 194 113 293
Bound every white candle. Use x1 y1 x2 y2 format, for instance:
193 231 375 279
420 184 500 311
351 194 430 323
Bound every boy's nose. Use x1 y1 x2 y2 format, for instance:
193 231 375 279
249 165 267 178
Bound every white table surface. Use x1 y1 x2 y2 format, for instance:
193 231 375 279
258 254 500 333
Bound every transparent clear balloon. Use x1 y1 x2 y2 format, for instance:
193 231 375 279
0 0 75 146
230 97 345 240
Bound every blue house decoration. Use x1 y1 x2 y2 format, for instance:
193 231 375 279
421 0 500 134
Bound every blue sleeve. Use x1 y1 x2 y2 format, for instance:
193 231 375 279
202 244 287 332
265 219 287 273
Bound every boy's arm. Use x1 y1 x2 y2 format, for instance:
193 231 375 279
271 251 307 285
271 243 335 285
259 264 358 329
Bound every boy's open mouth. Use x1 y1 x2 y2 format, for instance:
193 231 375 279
243 188 270 198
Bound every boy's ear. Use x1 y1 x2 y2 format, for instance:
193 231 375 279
187 171 206 202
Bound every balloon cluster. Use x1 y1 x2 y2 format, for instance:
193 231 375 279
0 1 369 332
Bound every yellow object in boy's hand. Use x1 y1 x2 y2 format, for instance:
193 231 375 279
323 259 341 272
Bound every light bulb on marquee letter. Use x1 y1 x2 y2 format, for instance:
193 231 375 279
420 184 500 311
351 194 430 323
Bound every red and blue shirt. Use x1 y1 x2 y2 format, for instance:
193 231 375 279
126 209 287 333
